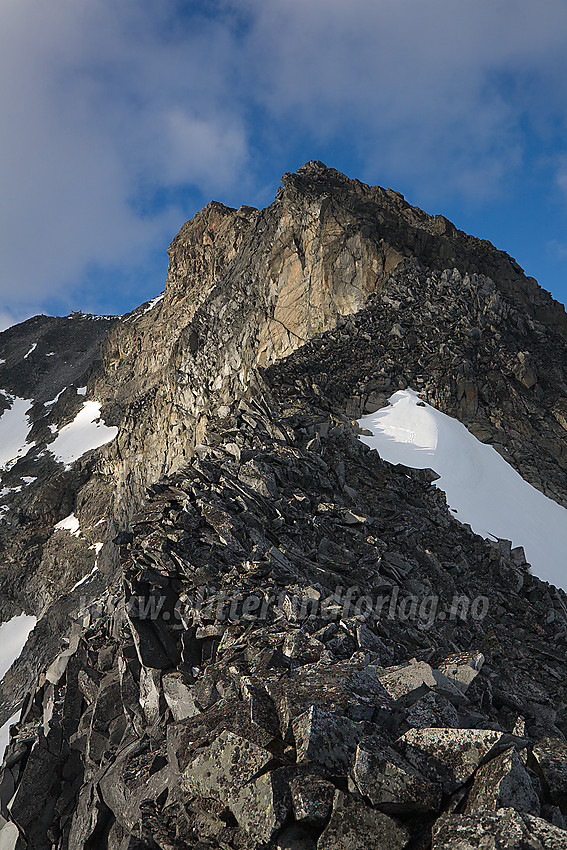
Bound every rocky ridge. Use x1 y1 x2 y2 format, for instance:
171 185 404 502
0 163 566 847
2 391 567 848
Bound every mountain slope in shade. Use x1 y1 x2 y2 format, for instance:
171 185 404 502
359 389 567 589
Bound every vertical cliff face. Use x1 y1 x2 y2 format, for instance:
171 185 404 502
90 161 567 532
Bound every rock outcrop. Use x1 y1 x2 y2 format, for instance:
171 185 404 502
0 162 566 848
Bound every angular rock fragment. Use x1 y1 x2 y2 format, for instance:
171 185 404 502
404 691 460 729
230 767 292 843
465 746 540 815
398 728 519 793
532 737 567 813
351 740 442 813
290 774 335 823
433 808 567 849
317 791 409 850
180 729 273 803
292 706 364 774
283 631 325 665
437 650 485 693
377 659 468 705
162 672 200 721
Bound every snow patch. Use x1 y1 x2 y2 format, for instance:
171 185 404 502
359 389 567 590
0 614 37 680
44 388 66 406
71 565 99 591
0 396 35 470
21 476 36 485
76 386 87 395
46 352 55 356
23 342 37 359
54 513 81 536
48 401 118 467
0 486 22 497
142 292 164 314
0 710 20 761
125 292 165 322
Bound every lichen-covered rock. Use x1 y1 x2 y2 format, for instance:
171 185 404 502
230 767 292 843
398 728 519 793
351 740 442 813
433 808 567 849
292 706 364 774
437 650 485 693
317 791 409 850
532 738 567 813
404 691 460 729
377 659 469 705
465 746 540 815
290 775 336 823
180 729 273 804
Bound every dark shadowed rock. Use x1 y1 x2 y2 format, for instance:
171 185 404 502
317 791 409 850
465 746 540 815
351 739 442 813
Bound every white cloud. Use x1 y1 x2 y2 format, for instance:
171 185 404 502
241 0 567 197
0 1 248 315
1 0 566 316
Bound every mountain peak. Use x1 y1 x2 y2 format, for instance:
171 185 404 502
1 164 567 848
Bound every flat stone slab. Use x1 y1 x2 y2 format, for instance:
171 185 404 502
180 729 272 804
398 728 519 793
437 651 485 693
377 659 468 706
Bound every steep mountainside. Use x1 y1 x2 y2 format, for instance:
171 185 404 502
0 163 567 848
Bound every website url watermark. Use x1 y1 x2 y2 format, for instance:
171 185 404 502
79 585 489 631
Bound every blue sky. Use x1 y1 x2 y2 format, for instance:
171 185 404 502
1 0 567 328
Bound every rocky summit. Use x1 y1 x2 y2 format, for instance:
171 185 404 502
0 161 567 849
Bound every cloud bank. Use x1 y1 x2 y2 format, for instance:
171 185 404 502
1 0 566 319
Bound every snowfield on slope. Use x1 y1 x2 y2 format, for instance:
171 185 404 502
0 396 35 471
48 401 118 466
359 389 567 590
0 615 38 757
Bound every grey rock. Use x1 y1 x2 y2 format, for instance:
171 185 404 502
398 728 519 793
290 775 335 823
437 650 485 693
377 659 468 705
433 809 567 849
292 706 363 774
352 740 441 813
180 729 273 804
532 737 567 812
465 746 540 815
404 691 460 729
162 672 200 721
317 791 409 850
230 767 291 843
